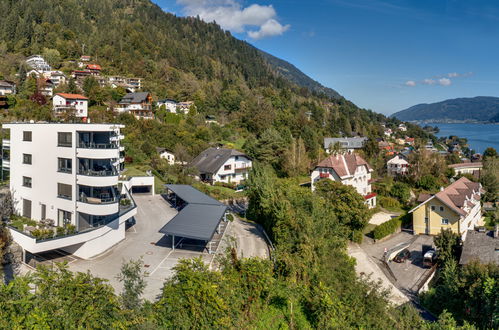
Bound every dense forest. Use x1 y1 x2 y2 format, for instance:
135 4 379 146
0 0 484 328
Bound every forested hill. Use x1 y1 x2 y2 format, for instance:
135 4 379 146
392 96 499 123
259 50 342 99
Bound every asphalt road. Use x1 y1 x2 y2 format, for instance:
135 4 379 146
226 218 270 259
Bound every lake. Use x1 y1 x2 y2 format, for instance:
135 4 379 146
432 123 499 153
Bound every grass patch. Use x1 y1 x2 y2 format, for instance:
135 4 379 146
193 182 244 200
220 137 246 150
9 215 37 231
124 165 166 194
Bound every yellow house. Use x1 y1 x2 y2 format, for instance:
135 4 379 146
410 177 483 241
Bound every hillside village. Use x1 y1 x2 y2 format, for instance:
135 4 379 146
0 2 497 328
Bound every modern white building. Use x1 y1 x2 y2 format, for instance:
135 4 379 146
157 99 178 113
387 154 410 176
53 93 89 118
398 123 407 132
26 55 51 72
189 147 252 185
311 153 376 208
2 123 136 260
0 80 16 95
448 162 483 177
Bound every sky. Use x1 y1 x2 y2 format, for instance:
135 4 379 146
153 0 499 115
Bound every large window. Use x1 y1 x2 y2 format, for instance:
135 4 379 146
58 132 72 147
23 131 32 141
22 199 32 218
22 153 32 165
58 158 72 173
57 183 72 200
58 210 72 227
22 176 32 188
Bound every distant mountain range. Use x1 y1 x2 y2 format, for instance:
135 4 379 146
259 51 342 99
392 96 499 123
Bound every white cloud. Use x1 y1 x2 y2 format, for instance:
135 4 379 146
405 80 416 87
447 72 459 78
176 0 290 39
423 78 436 85
439 78 452 86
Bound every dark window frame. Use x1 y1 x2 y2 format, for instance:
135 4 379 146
22 176 32 188
23 131 32 142
57 183 72 200
57 132 72 147
22 153 32 165
58 158 72 174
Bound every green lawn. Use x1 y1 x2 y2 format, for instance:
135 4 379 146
220 138 246 150
123 165 166 194
192 182 244 200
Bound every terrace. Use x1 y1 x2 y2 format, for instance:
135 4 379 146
77 131 119 149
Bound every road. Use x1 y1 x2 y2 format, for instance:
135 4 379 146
226 218 270 259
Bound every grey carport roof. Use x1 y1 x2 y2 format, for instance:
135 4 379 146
159 184 227 241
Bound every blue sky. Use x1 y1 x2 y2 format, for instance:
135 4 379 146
154 0 499 115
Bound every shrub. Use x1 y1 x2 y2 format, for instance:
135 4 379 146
379 196 401 209
120 198 131 206
226 214 234 222
373 216 402 240
31 228 54 240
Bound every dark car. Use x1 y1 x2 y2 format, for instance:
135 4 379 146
393 249 411 263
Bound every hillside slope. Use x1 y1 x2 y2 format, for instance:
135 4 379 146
392 96 499 123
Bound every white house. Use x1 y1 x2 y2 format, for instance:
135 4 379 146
38 79 54 97
49 71 67 87
156 147 175 165
387 154 410 176
190 147 252 185
1 123 136 260
324 137 368 153
311 153 376 208
53 93 89 118
157 99 178 113
116 92 154 120
448 162 483 178
0 80 16 95
398 123 407 132
26 55 51 72
177 101 194 114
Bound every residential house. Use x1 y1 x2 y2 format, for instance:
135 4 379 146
410 177 483 241
38 79 54 97
387 154 410 176
86 64 102 74
424 140 437 152
49 71 67 87
0 80 16 95
324 137 368 153
177 101 194 114
405 137 415 146
398 123 407 132
384 128 393 137
116 92 154 120
80 55 91 62
108 76 142 93
448 162 483 178
189 147 252 185
53 93 89 118
26 55 51 72
157 99 178 113
156 147 175 165
459 227 499 265
1 123 136 260
311 153 376 208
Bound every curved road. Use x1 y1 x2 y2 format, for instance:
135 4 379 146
227 218 270 259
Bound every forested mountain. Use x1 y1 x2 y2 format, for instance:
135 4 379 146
392 96 499 123
259 50 342 99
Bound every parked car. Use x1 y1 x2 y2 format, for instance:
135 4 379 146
393 249 411 263
423 249 437 268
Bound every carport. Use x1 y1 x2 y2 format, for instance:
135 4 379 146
159 184 228 253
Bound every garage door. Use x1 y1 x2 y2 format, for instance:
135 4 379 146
131 185 152 194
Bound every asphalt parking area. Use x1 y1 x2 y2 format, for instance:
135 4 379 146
67 194 218 301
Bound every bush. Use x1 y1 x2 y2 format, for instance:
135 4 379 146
226 214 234 222
379 196 401 209
214 181 237 190
373 216 402 240
31 228 54 240
120 198 131 206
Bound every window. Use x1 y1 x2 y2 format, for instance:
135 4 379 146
431 206 436 211
22 199 32 218
439 206 444 212
22 153 32 165
22 176 32 188
441 218 449 225
23 131 32 141
424 217 429 224
57 183 72 200
224 165 231 170
58 132 72 147
58 158 72 173
58 210 72 227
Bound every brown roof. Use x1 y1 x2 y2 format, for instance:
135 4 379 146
417 193 432 203
316 153 373 178
434 177 482 216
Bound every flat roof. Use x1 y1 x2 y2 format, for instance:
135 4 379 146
159 185 227 241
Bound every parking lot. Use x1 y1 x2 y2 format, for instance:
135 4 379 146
361 232 435 296
67 194 219 301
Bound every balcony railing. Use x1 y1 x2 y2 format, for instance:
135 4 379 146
2 139 10 147
235 164 251 170
78 141 118 149
79 194 118 205
319 173 330 178
78 168 118 177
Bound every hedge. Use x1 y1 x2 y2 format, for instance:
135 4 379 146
373 216 402 240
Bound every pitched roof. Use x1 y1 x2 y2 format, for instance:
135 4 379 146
316 153 373 179
459 230 499 265
55 93 88 100
156 147 173 154
119 92 150 104
410 177 482 216
190 147 248 174
0 80 14 88
86 64 101 70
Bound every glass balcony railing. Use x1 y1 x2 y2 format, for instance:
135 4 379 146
77 141 118 149
78 185 119 204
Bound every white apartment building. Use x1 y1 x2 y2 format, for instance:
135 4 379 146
189 147 252 185
311 153 376 208
387 154 410 176
53 93 89 118
157 99 178 113
26 55 51 72
2 123 136 260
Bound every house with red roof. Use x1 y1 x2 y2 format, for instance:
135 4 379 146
53 93 88 118
311 153 376 208
410 177 483 241
86 64 102 73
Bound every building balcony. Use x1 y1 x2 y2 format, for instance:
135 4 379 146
235 164 251 171
76 147 119 160
2 139 10 148
76 201 119 216
2 159 10 168
319 172 330 179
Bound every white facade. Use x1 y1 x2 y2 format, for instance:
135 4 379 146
213 156 252 184
398 123 407 132
387 155 409 176
157 100 178 113
159 150 176 165
2 123 134 259
26 55 51 72
0 81 15 95
53 94 88 118
449 163 483 176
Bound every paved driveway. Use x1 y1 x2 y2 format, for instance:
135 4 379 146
226 218 270 259
68 194 214 301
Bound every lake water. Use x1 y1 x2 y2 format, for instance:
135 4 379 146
432 123 499 153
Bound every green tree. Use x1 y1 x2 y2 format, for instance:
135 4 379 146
434 229 461 264
116 259 147 310
483 147 498 160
